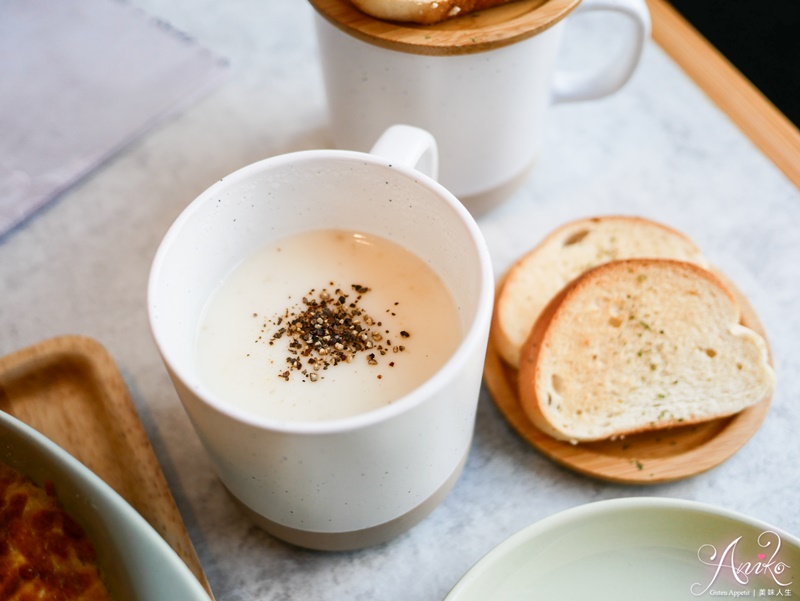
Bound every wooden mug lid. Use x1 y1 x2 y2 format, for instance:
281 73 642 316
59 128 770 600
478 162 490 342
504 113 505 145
308 0 582 55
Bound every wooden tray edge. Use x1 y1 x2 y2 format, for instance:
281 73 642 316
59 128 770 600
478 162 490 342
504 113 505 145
647 0 800 189
0 334 215 599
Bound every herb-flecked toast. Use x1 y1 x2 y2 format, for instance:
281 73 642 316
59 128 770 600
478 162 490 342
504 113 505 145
517 259 775 443
493 216 710 369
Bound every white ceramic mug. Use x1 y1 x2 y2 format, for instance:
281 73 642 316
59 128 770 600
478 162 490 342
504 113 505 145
310 0 651 214
148 125 494 550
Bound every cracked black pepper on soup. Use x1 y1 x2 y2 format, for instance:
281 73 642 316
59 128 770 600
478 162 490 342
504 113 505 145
195 229 462 421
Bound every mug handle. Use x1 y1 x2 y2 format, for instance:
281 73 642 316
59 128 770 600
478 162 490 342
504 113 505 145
369 124 440 181
552 0 651 103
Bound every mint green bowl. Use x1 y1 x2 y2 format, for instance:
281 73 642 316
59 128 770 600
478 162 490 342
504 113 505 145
0 410 210 601
445 497 799 601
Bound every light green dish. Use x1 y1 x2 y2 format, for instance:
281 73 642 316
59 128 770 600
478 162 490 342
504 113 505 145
0 410 210 601
445 497 799 601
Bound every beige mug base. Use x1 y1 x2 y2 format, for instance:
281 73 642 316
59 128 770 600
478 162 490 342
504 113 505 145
456 160 536 217
228 450 468 551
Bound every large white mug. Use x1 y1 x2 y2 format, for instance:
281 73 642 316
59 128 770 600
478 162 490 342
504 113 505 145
310 0 651 214
148 125 494 550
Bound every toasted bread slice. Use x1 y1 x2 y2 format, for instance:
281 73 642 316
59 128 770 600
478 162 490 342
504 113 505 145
350 0 518 24
493 216 709 368
518 259 775 443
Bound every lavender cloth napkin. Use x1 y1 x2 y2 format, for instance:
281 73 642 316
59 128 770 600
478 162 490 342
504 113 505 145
0 0 229 238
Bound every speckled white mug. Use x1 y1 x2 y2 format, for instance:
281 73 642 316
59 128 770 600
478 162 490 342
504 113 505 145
310 0 650 214
148 125 493 550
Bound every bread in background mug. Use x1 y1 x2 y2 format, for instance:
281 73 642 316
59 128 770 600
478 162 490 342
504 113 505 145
350 0 519 24
493 216 710 369
517 259 775 443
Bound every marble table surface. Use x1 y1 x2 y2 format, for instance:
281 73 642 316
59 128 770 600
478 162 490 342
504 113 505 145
2 2 798 600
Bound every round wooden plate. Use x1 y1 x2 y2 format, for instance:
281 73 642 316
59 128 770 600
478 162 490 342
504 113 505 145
483 270 773 484
309 0 581 55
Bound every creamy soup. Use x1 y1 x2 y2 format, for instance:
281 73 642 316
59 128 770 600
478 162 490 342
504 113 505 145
195 229 462 421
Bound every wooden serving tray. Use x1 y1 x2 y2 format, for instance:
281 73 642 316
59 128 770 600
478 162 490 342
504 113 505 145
0 335 214 599
646 0 800 189
484 271 773 484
